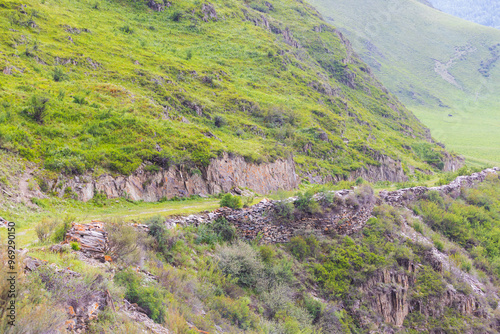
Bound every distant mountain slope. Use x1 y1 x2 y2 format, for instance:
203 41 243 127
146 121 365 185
429 0 500 29
307 0 500 166
0 0 449 186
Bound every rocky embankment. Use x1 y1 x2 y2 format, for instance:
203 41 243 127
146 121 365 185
21 223 169 334
14 167 496 332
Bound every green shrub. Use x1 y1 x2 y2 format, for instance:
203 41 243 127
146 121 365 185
211 296 257 330
243 195 254 208
72 95 87 105
35 218 58 243
119 25 134 34
274 200 294 222
92 190 108 207
288 235 318 260
216 241 263 288
355 177 364 185
220 193 243 209
259 245 276 264
106 221 141 264
212 217 237 242
414 265 446 300
303 294 323 322
289 236 309 260
426 190 445 208
214 115 227 128
114 269 165 323
171 10 182 21
25 94 49 124
413 221 423 233
345 194 360 209
196 217 237 245
434 240 444 252
70 241 80 251
52 217 74 242
412 142 444 170
52 67 67 82
294 190 321 215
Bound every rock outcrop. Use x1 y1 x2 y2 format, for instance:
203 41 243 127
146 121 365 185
23 257 108 332
306 153 409 184
60 153 299 202
64 221 109 260
360 260 483 330
362 265 415 327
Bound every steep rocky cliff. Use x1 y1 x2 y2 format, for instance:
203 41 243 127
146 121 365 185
47 152 465 202
56 154 298 202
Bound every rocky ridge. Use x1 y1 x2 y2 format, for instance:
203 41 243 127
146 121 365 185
43 152 463 203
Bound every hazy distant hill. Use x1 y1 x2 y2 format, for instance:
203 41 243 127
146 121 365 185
429 0 500 29
308 0 500 166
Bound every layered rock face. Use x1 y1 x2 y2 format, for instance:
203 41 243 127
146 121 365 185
362 264 415 327
360 260 482 330
306 154 410 184
61 154 299 202
53 151 465 202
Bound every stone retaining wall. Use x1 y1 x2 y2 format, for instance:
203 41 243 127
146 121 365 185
380 167 499 206
163 168 498 243
165 189 375 243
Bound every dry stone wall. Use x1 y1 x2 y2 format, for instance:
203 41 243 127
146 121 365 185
380 167 499 206
162 168 498 244
164 189 375 243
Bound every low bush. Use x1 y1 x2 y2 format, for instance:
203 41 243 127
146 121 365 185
220 193 243 209
294 190 321 215
146 216 188 265
288 235 319 260
345 194 360 209
35 218 58 243
114 269 165 323
52 216 74 243
52 67 67 82
355 185 375 205
216 241 263 289
106 221 142 264
274 200 294 222
413 265 446 300
24 94 49 124
259 245 276 264
214 115 227 128
196 217 237 245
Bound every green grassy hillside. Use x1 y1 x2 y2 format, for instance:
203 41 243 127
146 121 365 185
0 0 446 182
307 0 500 166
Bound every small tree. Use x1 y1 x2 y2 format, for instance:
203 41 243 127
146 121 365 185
26 95 49 124
52 67 67 82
